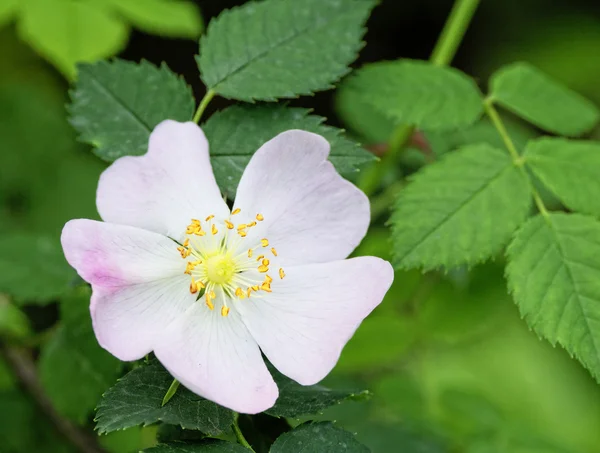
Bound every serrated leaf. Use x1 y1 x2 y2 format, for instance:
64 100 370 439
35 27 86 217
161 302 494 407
270 422 369 452
95 360 233 435
105 0 203 38
39 287 120 424
345 59 483 131
17 0 129 79
266 366 368 418
391 144 531 270
506 213 600 382
489 62 600 136
68 59 194 161
202 105 375 198
198 0 374 101
0 233 75 303
524 138 600 217
143 440 247 452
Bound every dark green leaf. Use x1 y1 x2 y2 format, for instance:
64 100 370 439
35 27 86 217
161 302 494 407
270 422 369 452
198 0 375 101
524 138 600 217
391 144 532 270
266 366 368 418
506 213 600 382
489 62 599 136
0 298 31 340
0 233 75 304
39 286 120 424
95 360 233 435
68 59 194 161
345 59 483 130
203 105 375 198
143 440 247 452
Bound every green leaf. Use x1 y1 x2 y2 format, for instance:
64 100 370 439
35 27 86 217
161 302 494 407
39 287 120 424
270 422 369 452
266 366 368 418
506 213 600 382
391 144 532 270
68 59 194 161
0 0 18 27
524 138 600 217
203 105 375 198
17 0 129 79
489 62 600 136
96 360 233 435
0 298 31 340
345 60 483 130
105 0 203 38
198 0 375 101
143 440 247 452
0 233 75 303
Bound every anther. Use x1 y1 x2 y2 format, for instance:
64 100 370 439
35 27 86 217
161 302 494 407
183 239 190 247
271 247 278 256
224 220 234 229
205 214 214 221
262 258 270 266
261 282 272 292
252 285 259 291
256 255 265 262
258 265 269 273
235 287 245 298
265 274 273 283
261 238 269 247
232 208 241 215
211 224 218 235
247 249 253 258
256 213 264 221
221 306 230 317
247 287 252 298
239 231 247 238
279 268 285 279
237 224 247 230
190 280 198 294
247 221 257 228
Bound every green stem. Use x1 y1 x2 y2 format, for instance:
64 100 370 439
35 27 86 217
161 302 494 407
359 0 481 196
483 97 549 217
161 379 180 406
233 413 255 451
193 89 216 123
430 0 481 66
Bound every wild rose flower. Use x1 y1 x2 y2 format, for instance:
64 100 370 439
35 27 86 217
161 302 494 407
61 120 394 414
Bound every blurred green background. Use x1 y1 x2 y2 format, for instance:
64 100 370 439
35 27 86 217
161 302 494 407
2 0 600 452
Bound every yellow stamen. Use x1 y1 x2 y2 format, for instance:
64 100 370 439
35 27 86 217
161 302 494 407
256 213 264 221
235 287 245 299
205 214 214 221
252 285 259 291
247 221 257 228
247 287 252 298
232 208 241 215
261 282 272 292
237 224 247 230
183 238 190 247
260 238 269 247
190 279 198 294
221 306 230 317
279 268 285 279
262 258 270 266
224 220 234 229
265 274 273 283
211 224 218 235
239 231 247 238
195 229 206 236
271 247 278 256
258 265 269 273
256 255 265 262
247 249 253 258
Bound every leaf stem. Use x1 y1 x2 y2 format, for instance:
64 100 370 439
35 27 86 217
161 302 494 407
483 97 549 217
161 378 180 406
233 413 255 451
359 0 481 196
193 89 216 123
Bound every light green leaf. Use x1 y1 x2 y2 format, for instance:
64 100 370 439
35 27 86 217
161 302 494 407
95 360 233 435
105 0 202 38
489 62 600 136
391 144 532 270
143 440 247 452
198 0 375 101
0 233 75 303
524 138 600 217
68 59 194 161
17 0 129 79
0 298 31 340
266 366 368 418
39 287 120 424
202 105 375 198
270 422 369 453
0 0 18 27
345 59 483 130
506 213 600 382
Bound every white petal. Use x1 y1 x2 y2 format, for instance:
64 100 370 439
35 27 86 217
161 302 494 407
236 257 394 385
97 120 229 239
61 219 195 360
155 304 278 414
233 130 370 266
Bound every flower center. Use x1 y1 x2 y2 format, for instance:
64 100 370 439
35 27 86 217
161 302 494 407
175 210 286 318
205 254 236 284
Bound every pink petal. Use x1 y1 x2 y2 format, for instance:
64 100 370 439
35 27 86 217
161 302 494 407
232 130 370 266
154 304 278 414
62 219 195 360
97 120 229 239
236 257 394 385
